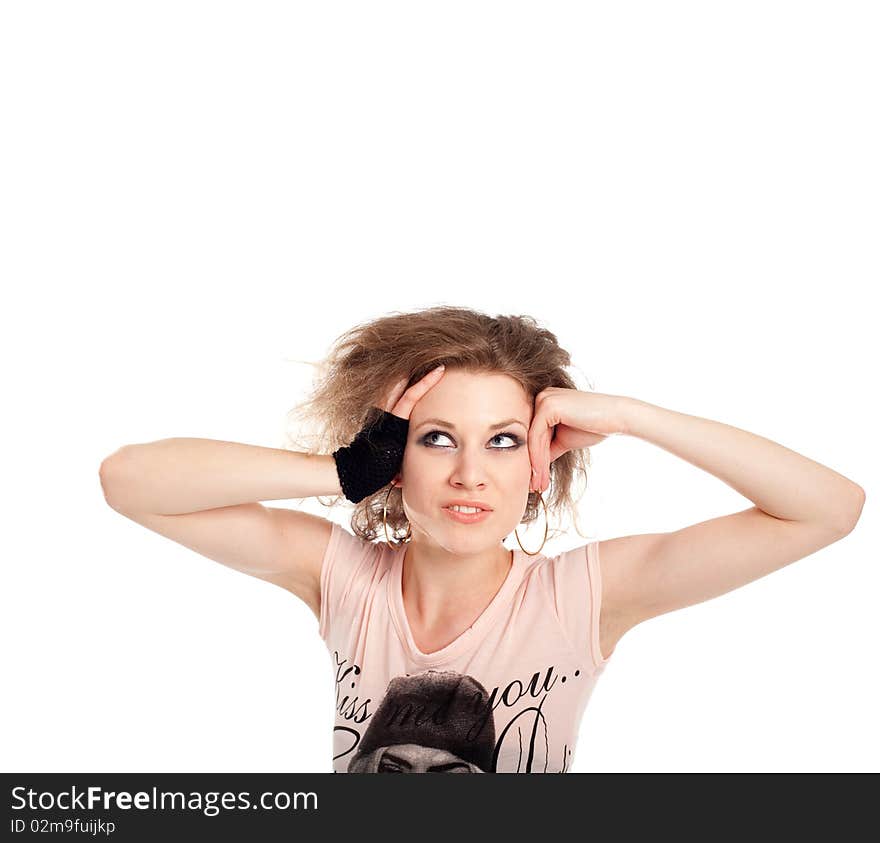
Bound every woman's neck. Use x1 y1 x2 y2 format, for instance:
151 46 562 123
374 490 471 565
401 540 513 630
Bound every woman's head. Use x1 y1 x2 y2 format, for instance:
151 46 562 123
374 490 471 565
390 367 533 556
284 305 593 545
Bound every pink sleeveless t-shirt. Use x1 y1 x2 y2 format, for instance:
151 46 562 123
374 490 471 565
318 522 614 773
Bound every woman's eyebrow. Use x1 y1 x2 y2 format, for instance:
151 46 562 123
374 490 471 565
415 417 527 431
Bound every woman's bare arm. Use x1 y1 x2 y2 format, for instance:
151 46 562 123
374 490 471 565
98 440 343 617
99 438 341 515
97 368 446 614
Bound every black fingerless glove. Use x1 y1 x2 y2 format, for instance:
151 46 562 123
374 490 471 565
332 409 410 504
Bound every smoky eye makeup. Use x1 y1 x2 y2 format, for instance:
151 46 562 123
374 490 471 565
420 430 523 449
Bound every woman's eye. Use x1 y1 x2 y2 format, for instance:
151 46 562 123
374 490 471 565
421 431 520 449
423 431 454 447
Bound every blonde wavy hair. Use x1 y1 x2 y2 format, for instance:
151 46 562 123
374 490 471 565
282 305 595 544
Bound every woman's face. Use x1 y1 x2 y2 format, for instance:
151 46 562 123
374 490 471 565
394 369 534 554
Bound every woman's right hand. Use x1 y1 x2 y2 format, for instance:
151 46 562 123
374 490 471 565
334 369 447 504
381 364 446 420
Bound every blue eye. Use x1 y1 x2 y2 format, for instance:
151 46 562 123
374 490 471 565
421 430 522 449
490 433 521 448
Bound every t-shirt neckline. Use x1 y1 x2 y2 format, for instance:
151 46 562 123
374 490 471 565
386 541 523 668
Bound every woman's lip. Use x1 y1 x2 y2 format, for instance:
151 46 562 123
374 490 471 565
443 505 491 511
442 507 492 524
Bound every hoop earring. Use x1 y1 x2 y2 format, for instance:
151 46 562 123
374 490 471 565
514 490 549 556
382 483 412 549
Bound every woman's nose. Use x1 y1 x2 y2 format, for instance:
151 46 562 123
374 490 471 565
449 449 489 483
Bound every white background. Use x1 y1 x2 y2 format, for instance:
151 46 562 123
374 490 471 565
2 1 876 773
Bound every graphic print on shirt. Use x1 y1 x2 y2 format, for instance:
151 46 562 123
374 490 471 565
332 653 584 773
346 670 494 772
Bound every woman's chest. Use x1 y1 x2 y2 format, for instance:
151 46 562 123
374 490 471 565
329 637 598 773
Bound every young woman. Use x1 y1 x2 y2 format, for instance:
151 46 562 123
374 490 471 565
99 305 865 773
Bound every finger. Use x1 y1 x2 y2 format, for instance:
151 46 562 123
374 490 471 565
545 425 559 490
541 427 553 492
381 377 409 413
529 459 542 493
382 367 435 415
529 415 553 492
545 432 553 491
391 364 446 419
527 409 544 486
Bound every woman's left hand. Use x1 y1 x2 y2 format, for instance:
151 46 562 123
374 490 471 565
527 388 631 492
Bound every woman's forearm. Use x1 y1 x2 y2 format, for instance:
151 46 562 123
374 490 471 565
99 438 342 515
621 398 865 530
